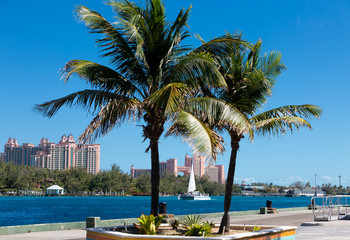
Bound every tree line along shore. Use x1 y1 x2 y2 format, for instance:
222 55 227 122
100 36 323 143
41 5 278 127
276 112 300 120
1 159 348 197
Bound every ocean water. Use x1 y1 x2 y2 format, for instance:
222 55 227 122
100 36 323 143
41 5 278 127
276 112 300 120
0 196 311 227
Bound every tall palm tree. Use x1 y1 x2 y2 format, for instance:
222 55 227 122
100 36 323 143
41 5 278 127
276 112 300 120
35 0 231 215
190 37 322 232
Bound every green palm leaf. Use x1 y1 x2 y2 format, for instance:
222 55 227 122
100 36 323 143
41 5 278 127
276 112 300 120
186 97 251 134
35 90 120 117
254 116 311 136
61 60 140 97
195 33 249 57
109 0 146 59
167 110 224 162
260 51 286 84
252 104 322 122
147 83 189 114
78 97 143 144
167 52 226 89
76 5 147 93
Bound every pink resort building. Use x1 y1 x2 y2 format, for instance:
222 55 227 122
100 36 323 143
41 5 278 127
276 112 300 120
131 154 225 184
3 134 100 174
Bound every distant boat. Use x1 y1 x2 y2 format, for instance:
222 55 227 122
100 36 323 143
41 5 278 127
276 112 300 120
178 162 211 200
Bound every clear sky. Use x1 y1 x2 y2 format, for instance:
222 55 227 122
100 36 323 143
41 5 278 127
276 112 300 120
1 0 349 186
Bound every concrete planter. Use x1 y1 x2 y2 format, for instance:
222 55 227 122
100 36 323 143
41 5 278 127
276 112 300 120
86 224 296 240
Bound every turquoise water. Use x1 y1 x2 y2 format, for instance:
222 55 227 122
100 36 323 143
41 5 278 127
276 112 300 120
0 196 311 227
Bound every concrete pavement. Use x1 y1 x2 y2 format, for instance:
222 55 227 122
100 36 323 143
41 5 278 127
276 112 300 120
0 229 85 240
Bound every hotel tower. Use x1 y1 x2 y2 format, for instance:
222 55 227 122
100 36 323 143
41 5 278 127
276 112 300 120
3 134 100 174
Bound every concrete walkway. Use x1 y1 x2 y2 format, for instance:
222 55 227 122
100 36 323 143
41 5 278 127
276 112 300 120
1 210 350 239
296 220 350 240
208 210 350 239
0 229 85 240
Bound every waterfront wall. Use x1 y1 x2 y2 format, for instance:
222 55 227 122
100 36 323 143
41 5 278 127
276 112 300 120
0 207 308 235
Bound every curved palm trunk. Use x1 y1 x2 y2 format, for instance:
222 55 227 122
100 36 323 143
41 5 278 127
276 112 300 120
150 138 160 215
218 133 241 233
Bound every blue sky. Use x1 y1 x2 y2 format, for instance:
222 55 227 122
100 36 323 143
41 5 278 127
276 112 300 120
1 0 349 186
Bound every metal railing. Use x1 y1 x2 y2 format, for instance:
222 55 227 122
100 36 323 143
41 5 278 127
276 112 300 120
311 195 350 221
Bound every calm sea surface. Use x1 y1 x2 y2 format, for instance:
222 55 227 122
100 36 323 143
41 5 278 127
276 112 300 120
0 196 311 227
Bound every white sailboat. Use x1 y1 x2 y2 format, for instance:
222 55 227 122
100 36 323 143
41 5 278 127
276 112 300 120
178 162 211 200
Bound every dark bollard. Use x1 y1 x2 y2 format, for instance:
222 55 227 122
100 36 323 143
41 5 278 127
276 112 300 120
159 202 167 214
266 200 272 208
86 217 101 228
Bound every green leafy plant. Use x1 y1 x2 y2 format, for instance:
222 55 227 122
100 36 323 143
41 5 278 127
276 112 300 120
182 215 204 227
170 219 181 230
135 214 165 235
182 215 213 237
185 222 213 237
253 225 261 232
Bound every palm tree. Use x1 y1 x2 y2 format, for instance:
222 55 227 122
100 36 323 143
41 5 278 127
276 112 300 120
35 0 229 215
192 37 322 232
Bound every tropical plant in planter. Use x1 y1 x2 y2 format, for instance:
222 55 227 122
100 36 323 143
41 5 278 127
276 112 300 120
182 215 215 237
134 214 165 235
182 214 204 226
185 223 213 237
170 219 181 230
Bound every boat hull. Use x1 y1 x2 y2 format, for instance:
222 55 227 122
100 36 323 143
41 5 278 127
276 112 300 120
178 195 211 200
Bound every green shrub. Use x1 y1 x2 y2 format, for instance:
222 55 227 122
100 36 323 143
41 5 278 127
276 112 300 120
136 214 165 235
253 225 261 232
185 222 213 237
170 219 181 230
182 214 204 227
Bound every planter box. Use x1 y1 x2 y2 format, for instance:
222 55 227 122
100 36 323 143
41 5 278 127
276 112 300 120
86 224 296 240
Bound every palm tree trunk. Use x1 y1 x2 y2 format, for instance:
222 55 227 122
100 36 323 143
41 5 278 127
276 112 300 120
218 133 241 233
150 138 160 215
143 113 165 216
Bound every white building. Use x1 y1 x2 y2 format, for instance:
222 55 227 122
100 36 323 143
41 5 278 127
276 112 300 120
46 185 64 195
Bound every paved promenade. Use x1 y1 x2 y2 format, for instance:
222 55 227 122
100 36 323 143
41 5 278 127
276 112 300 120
2 210 350 239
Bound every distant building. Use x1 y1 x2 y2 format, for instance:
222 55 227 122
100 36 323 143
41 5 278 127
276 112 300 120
131 154 225 184
205 165 225 184
159 161 167 176
46 185 64 196
166 158 178 176
285 187 325 197
3 135 100 174
192 155 206 177
130 164 151 177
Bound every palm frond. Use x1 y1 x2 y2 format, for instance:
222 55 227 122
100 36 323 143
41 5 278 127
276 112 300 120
252 104 322 123
164 5 192 61
186 98 252 135
34 90 121 117
147 83 189 115
61 60 141 97
166 111 225 163
76 5 148 94
194 33 249 57
247 39 262 70
166 52 226 90
260 51 286 84
78 97 143 144
254 116 312 136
